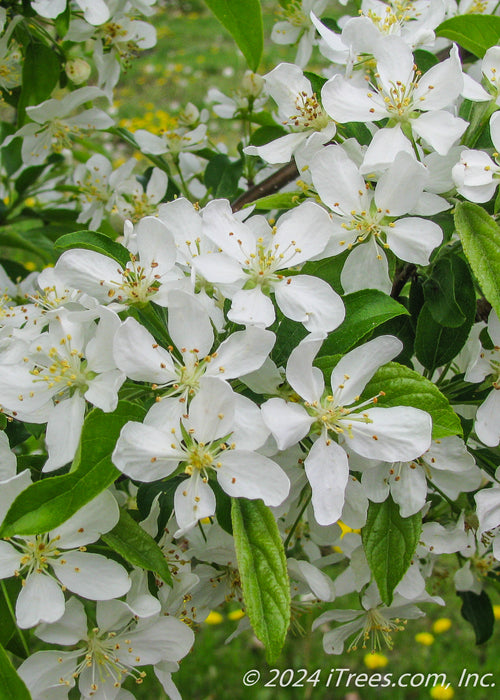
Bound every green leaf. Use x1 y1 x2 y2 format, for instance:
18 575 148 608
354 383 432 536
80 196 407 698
0 580 20 648
55 230 130 267
362 362 463 439
250 192 303 211
415 254 476 372
0 402 145 538
436 15 500 58
249 125 288 146
102 508 172 586
413 49 439 73
300 251 349 294
204 154 243 199
423 254 467 327
362 496 422 606
0 225 54 263
320 289 409 356
454 202 500 319
203 0 263 71
18 42 61 125
231 498 290 662
0 642 31 700
458 590 494 644
303 71 327 96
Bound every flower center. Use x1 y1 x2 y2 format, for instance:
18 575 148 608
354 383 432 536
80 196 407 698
286 92 330 131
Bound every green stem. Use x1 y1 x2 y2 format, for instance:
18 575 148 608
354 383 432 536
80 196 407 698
0 580 30 657
428 481 461 516
284 492 312 550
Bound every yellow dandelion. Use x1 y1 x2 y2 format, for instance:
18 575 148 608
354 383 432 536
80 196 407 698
493 604 500 620
228 609 245 621
415 632 434 646
430 685 454 700
364 652 388 669
205 611 224 625
432 618 452 634
24 261 37 272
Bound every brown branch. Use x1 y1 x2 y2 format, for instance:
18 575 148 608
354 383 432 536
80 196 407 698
231 161 299 212
391 263 417 298
476 297 492 323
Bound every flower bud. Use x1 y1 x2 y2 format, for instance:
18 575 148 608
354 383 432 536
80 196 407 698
241 71 264 98
65 58 91 85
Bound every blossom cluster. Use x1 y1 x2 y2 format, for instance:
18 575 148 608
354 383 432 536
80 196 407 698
1 0 500 698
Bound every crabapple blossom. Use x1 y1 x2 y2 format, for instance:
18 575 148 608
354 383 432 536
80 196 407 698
262 334 432 525
113 377 290 533
193 198 345 331
0 491 130 628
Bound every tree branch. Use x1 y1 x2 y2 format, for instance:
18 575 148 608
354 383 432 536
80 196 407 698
391 263 417 298
231 161 299 212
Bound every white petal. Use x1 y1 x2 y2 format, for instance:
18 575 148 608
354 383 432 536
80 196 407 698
44 394 86 472
374 152 428 216
286 332 325 403
331 335 402 406
217 451 290 506
322 75 387 122
16 573 65 628
167 290 213 356
275 275 345 333
174 473 216 532
36 596 87 645
244 132 307 164
113 317 176 383
112 422 182 481
261 397 312 450
310 144 367 214
208 326 275 378
273 201 334 265
391 463 427 516
344 406 432 461
0 540 21 577
340 241 391 294
475 389 500 446
53 551 131 600
228 287 276 327
385 217 442 265
305 437 349 526
51 491 119 548
475 486 500 533
413 111 468 155
186 376 235 442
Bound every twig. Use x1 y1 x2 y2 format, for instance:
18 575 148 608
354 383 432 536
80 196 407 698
391 263 416 298
231 161 299 212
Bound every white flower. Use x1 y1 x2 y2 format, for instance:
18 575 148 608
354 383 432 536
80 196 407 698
0 308 125 470
244 62 336 164
271 0 328 67
0 491 130 628
464 309 500 446
113 289 275 400
322 43 467 155
310 145 443 293
31 0 110 25
261 334 432 525
452 112 500 202
193 199 345 331
73 154 137 229
312 583 426 654
18 596 193 699
359 436 481 516
112 376 290 534
55 216 181 308
2 87 114 166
